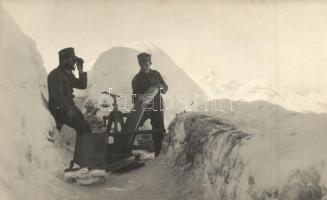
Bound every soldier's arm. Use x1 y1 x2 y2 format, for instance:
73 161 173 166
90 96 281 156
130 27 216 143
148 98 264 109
48 74 72 112
157 72 168 94
72 72 87 89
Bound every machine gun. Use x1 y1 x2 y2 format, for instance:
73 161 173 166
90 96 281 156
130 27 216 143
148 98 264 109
71 86 163 172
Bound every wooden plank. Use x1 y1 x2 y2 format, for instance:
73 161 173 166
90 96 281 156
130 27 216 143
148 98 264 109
125 86 159 145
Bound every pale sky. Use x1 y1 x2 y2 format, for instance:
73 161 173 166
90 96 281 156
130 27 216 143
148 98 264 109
2 0 327 88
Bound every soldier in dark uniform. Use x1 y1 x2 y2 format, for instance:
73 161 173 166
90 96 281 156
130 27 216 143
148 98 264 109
132 52 168 156
47 47 91 136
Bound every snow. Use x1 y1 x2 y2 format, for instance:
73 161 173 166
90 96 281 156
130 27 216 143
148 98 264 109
0 5 66 200
161 101 327 199
199 70 327 113
2 2 327 199
124 41 158 52
64 168 106 185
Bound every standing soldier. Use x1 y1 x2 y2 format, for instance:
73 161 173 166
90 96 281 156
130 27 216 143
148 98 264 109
132 52 168 156
48 47 91 137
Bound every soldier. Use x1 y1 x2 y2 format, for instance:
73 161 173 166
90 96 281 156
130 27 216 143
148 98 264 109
132 52 168 156
47 47 91 136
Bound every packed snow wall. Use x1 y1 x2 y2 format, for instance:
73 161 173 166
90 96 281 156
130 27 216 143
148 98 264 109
161 102 327 200
161 113 249 200
0 6 66 200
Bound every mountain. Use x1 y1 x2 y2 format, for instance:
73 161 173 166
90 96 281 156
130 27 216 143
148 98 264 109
199 70 327 113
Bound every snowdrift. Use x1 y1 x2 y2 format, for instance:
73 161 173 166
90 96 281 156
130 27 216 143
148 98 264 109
0 6 66 200
161 101 327 200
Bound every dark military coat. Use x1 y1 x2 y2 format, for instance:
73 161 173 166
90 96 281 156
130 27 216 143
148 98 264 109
47 66 87 115
132 69 168 111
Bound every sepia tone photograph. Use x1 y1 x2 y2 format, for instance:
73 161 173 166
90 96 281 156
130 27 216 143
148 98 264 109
1 0 327 199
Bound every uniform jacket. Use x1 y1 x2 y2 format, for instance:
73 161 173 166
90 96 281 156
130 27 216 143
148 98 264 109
47 65 87 115
132 69 168 111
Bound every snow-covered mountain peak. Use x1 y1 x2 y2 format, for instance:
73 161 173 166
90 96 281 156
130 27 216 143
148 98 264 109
124 41 159 53
199 70 327 113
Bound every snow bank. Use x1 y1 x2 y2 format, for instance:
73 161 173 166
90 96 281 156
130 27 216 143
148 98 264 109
161 113 249 199
161 102 327 199
0 5 66 200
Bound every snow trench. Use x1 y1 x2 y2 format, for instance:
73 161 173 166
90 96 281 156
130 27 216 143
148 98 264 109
161 112 326 200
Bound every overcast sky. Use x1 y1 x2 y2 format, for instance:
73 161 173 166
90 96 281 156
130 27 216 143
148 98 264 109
2 0 327 88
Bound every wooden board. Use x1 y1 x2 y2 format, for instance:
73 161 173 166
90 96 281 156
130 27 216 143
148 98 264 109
125 86 159 145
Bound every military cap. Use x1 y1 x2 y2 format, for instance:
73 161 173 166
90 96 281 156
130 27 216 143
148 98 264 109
58 47 75 59
137 52 151 62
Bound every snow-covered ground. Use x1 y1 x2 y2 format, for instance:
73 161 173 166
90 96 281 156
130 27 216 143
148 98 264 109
199 70 327 113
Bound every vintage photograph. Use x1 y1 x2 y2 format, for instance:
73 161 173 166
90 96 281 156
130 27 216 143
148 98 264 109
1 0 327 199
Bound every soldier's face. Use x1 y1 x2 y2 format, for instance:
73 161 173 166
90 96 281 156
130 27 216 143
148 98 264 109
139 60 151 73
65 56 77 70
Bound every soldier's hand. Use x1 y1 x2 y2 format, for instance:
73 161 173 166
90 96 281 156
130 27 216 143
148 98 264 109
158 84 167 94
75 56 84 73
